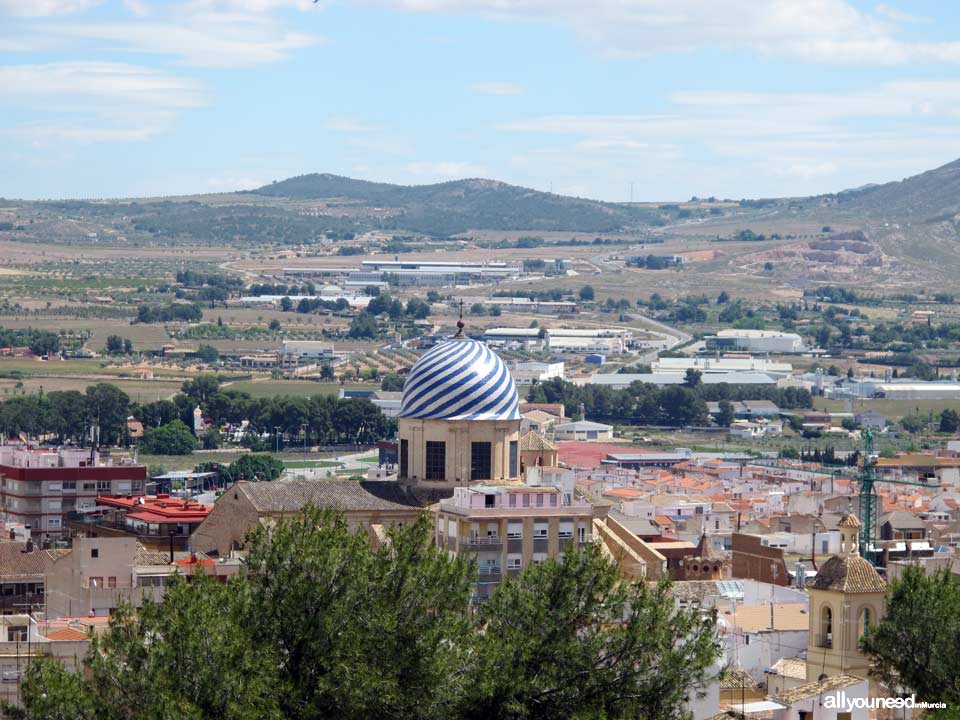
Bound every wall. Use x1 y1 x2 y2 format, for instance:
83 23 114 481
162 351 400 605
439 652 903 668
732 533 790 586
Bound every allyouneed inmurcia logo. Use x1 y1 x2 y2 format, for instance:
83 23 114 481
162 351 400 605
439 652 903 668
823 692 947 711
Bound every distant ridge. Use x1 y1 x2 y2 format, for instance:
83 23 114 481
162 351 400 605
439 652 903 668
834 158 960 223
248 173 654 234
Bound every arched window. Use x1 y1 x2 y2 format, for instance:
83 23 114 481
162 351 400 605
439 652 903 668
860 607 871 637
820 605 833 648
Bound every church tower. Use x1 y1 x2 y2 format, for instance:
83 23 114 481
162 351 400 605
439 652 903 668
805 513 886 682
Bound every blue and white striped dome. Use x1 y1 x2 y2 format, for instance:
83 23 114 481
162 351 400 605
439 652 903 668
400 338 521 421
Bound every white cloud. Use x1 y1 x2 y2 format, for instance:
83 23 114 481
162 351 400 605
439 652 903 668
875 4 929 24
470 81 524 96
0 62 203 145
122 0 152 16
496 79 960 198
205 174 268 190
0 0 101 17
50 16 321 68
406 160 488 179
354 0 960 65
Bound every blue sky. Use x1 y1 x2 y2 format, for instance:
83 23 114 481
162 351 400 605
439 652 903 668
4 0 960 201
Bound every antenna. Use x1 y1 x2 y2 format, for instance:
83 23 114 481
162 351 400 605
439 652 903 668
454 300 465 338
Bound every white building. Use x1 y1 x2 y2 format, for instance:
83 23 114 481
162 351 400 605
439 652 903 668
511 361 564 386
704 329 805 354
278 340 334 368
588 372 779 389
729 420 783 439
654 357 793 379
552 420 614 441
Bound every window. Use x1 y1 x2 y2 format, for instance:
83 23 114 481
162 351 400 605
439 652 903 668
820 606 833 648
507 522 522 539
522 493 530 507
549 494 557 507
507 555 522 570
534 521 548 539
425 441 445 481
6 626 26 642
399 439 408 478
860 607 871 637
91 548 99 558
96 480 111 492
484 494 495 508
107 577 117 588
132 480 143 492
82 482 95 492
47 517 61 528
509 440 519 478
89 577 103 588
578 525 587 543
536 494 544 507
471 442 492 481
508 494 517 508
62 481 76 491
559 521 574 539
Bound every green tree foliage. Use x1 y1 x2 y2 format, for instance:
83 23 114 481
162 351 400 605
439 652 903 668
716 400 735 427
862 566 960 712
683 368 702 388
196 344 219 363
381 373 405 392
123 338 133 354
135 303 203 323
106 335 123 354
9 508 719 720
181 375 221 405
0 328 61 356
579 285 595 302
280 296 293 312
940 408 960 434
85 383 130 445
139 420 198 456
467 549 719 720
348 312 379 339
529 377 811 427
899 414 927 434
405 297 431 319
220 453 285 483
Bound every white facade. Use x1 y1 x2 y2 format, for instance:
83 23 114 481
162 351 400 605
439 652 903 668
511 361 564 385
706 329 804 354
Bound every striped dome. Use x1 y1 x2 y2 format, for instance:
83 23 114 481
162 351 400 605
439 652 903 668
400 338 521 421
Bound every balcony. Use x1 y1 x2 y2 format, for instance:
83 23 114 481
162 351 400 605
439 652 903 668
460 536 503 551
477 567 502 583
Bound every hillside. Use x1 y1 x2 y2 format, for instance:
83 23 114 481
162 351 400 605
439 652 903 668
832 158 960 224
249 174 658 234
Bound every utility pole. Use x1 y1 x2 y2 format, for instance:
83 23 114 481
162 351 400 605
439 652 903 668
274 426 281 454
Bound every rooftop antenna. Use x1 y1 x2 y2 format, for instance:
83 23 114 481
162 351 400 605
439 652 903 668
454 300 465 338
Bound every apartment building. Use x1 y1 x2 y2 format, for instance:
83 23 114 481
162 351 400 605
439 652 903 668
435 485 601 602
0 446 146 543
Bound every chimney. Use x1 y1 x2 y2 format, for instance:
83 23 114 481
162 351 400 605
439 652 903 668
24 539 33 553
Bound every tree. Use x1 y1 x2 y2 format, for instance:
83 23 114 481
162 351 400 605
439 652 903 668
9 509 720 720
862 566 960 711
280 296 293 312
716 399 735 427
196 344 220 363
202 428 221 450
268 319 282 331
405 297 431 320
46 390 89 443
899 414 926 434
348 312 379 340
220 454 284 483
716 291 730 304
381 373 405 392
106 335 123 355
122 338 133 355
578 285 595 302
139 420 198 456
464 544 719 720
940 408 960 434
683 368 702 388
182 375 220 405
85 384 130 446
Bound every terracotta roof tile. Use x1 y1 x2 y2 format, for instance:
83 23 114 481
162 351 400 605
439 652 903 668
809 555 886 593
773 674 864 703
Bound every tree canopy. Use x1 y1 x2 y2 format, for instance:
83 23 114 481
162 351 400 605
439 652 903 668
7 508 720 720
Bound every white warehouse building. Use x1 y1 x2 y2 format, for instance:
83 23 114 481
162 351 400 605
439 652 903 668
704 329 804 354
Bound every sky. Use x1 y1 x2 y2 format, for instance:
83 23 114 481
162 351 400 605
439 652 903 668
4 0 960 201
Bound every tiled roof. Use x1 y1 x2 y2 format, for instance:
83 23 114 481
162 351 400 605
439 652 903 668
43 627 88 641
809 555 886 593
135 545 172 566
238 479 444 514
768 657 807 680
0 542 56 578
519 430 557 452
721 667 758 690
727 603 809 632
773 674 864 703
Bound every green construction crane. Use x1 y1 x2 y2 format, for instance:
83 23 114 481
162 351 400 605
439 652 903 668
857 429 938 565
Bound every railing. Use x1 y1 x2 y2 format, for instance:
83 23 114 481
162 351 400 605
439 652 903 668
478 567 502 583
817 634 833 649
460 537 503 550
